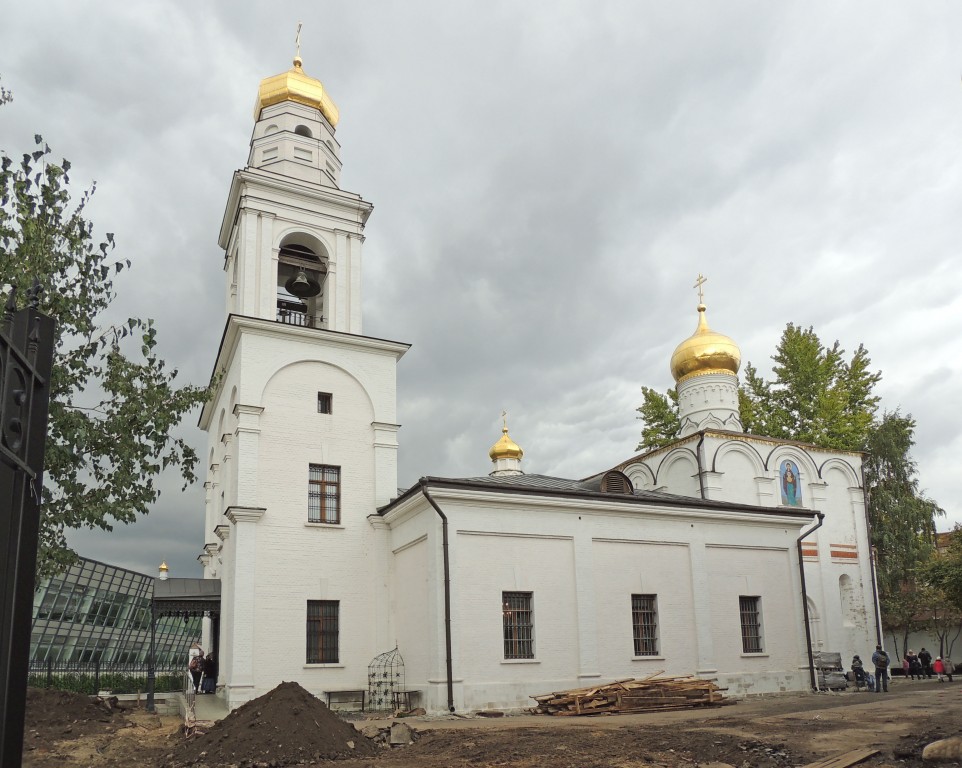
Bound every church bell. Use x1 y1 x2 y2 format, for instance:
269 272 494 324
285 269 322 298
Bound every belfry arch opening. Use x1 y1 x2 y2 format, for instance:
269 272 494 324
276 239 328 329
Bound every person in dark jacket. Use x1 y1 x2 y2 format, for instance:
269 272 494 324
851 655 867 690
907 650 923 680
872 645 890 693
919 648 933 679
201 653 218 694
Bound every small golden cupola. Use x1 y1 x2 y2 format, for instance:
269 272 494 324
669 302 741 383
255 55 340 127
489 415 524 476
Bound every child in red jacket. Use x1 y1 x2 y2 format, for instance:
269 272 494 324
934 657 944 680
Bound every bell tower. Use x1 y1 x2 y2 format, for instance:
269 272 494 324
199 47 409 710
217 54 369 335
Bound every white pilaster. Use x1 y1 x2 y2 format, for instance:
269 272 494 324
225 505 266 707
372 422 400 507
233 404 264 508
689 541 717 676
573 532 600 679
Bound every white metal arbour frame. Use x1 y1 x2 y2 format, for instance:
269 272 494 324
367 646 405 711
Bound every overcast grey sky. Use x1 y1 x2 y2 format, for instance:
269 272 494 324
2 2 960 578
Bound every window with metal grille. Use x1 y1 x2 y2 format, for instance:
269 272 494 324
502 591 534 659
631 594 659 656
739 596 763 653
317 392 332 414
306 600 339 663
308 464 340 523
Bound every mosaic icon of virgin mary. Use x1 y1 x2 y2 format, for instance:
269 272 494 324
780 460 802 506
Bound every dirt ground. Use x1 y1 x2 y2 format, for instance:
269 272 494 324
20 677 962 768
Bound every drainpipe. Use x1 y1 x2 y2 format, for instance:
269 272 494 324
797 513 825 691
860 462 883 646
695 431 707 500
420 480 456 713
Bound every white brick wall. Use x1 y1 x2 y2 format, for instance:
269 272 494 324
384 488 817 712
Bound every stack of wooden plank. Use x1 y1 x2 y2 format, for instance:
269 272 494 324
530 672 728 716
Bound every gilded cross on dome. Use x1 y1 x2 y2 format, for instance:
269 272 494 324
693 273 707 304
295 21 303 60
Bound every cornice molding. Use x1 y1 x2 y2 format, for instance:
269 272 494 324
226 505 267 524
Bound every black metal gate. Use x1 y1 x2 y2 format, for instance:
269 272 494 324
0 284 56 767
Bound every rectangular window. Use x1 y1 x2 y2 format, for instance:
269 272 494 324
317 392 332 414
739 596 763 653
307 600 339 663
502 591 534 659
631 594 659 656
308 464 340 523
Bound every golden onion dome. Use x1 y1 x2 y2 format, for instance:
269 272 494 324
159 561 169 572
255 56 340 127
670 303 741 383
489 426 524 461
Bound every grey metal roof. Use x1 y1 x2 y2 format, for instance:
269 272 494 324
153 577 221 602
380 474 816 519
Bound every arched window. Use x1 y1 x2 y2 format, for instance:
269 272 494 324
294 124 313 138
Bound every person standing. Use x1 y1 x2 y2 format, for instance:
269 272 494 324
943 657 955 682
934 657 946 682
919 648 933 679
872 645 891 693
188 645 204 693
907 650 923 680
201 653 218 694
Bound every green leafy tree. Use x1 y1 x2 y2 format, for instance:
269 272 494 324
739 324 881 450
0 133 210 574
918 528 962 657
921 528 962 614
864 410 943 614
636 386 680 450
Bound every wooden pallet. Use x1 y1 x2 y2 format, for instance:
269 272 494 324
798 747 879 768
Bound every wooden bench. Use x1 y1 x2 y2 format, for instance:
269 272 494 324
325 689 366 711
392 689 421 711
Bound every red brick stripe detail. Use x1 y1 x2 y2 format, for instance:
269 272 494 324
830 550 859 559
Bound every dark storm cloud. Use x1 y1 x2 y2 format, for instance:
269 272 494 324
2 1 960 577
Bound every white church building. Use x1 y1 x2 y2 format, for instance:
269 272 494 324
196 53 880 713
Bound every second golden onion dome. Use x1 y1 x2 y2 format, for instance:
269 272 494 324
489 426 523 461
670 304 741 383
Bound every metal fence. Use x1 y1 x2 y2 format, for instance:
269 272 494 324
27 659 187 695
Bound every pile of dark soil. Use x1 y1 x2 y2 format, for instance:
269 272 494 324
24 687 123 740
168 681 378 767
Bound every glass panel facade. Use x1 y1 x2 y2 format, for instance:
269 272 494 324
30 557 203 665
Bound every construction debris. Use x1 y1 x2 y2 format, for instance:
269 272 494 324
530 672 729 716
813 651 849 690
